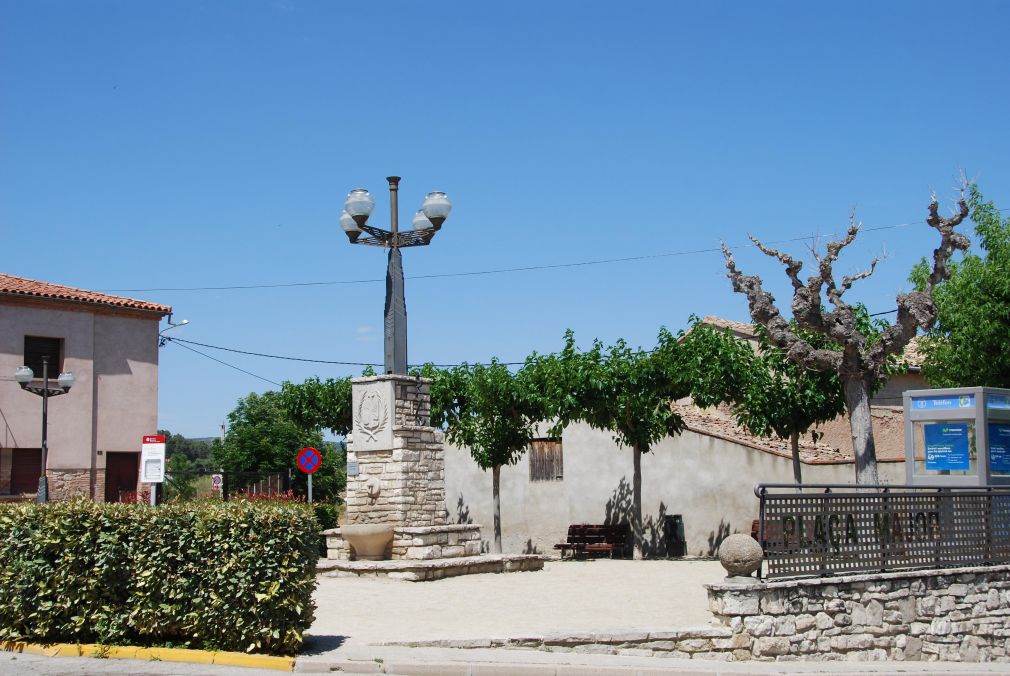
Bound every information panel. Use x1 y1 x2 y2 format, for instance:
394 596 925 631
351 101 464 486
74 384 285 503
924 423 970 471
990 423 1010 472
141 434 166 483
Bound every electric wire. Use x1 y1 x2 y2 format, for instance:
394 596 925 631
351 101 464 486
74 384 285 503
98 210 1004 294
161 336 524 368
165 337 282 386
152 205 998 373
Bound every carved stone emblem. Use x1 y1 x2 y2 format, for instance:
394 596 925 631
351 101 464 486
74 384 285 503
358 390 388 442
351 379 395 451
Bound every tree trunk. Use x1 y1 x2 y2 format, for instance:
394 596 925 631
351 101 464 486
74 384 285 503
632 444 643 560
790 431 802 485
492 464 502 554
843 377 880 485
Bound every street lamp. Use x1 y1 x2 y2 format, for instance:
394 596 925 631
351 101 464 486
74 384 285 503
158 315 189 347
14 356 75 503
342 176 453 374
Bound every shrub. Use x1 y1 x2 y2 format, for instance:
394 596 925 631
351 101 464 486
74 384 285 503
0 499 318 654
312 502 339 531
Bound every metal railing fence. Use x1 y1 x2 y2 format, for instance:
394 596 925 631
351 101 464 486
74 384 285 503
755 483 1010 580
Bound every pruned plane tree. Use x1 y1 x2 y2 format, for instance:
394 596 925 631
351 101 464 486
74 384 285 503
721 187 970 485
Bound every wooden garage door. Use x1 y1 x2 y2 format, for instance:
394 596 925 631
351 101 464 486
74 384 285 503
104 452 139 503
11 448 42 495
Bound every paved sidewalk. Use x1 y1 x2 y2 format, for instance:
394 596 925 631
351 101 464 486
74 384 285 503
8 648 1010 676
296 645 1010 675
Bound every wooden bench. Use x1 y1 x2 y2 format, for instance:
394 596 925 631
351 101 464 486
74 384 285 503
554 523 630 559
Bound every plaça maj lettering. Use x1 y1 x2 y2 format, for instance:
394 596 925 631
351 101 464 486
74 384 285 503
777 511 941 552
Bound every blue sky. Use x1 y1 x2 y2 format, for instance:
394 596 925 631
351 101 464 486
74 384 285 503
2 1 1008 438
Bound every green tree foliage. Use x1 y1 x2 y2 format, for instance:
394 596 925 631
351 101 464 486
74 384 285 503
277 377 353 436
679 318 845 483
532 329 689 558
421 361 547 554
157 429 214 474
911 184 1010 387
164 454 198 502
213 391 326 496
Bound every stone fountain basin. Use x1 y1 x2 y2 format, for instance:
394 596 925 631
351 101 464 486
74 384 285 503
341 524 394 560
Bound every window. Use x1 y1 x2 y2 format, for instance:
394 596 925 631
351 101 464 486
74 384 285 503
529 438 563 482
24 336 62 379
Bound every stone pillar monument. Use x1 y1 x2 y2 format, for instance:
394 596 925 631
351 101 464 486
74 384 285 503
345 374 447 528
327 374 482 561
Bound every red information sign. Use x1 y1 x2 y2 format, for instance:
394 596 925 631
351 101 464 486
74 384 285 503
143 435 166 444
297 447 321 474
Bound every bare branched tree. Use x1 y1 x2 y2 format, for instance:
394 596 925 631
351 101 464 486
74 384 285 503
722 190 970 484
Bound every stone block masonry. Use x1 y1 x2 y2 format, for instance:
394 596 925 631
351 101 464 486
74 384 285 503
47 469 91 501
706 564 1010 662
345 375 448 528
326 524 482 561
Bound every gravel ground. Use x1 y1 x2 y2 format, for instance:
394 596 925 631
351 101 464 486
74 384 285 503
308 559 726 649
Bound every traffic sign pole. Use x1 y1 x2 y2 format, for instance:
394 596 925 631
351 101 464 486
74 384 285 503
308 474 313 504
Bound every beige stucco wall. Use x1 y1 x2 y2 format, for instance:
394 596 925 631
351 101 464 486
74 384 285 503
0 302 160 494
873 372 928 407
444 422 905 558
93 313 161 460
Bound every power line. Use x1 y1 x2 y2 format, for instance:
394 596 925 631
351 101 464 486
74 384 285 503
166 337 382 367
100 210 998 294
161 336 527 369
165 338 282 386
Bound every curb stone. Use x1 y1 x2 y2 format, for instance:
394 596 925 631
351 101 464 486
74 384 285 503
0 640 294 671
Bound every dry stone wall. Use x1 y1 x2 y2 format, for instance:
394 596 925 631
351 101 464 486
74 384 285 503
707 564 1010 662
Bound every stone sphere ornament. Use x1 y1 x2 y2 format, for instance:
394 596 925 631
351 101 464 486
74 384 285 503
718 533 764 577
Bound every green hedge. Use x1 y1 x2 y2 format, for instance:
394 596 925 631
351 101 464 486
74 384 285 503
0 499 318 654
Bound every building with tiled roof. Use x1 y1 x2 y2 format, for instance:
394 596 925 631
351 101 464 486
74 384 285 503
694 315 926 407
0 273 171 502
0 273 171 317
445 315 925 558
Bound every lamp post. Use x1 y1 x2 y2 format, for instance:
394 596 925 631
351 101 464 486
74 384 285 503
14 356 75 503
341 176 452 374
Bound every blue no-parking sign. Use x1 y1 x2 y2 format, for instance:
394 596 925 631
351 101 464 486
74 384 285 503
297 447 320 504
297 447 321 474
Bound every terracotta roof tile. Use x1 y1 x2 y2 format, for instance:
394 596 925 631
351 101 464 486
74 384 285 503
697 316 924 368
0 273 171 315
677 401 906 465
